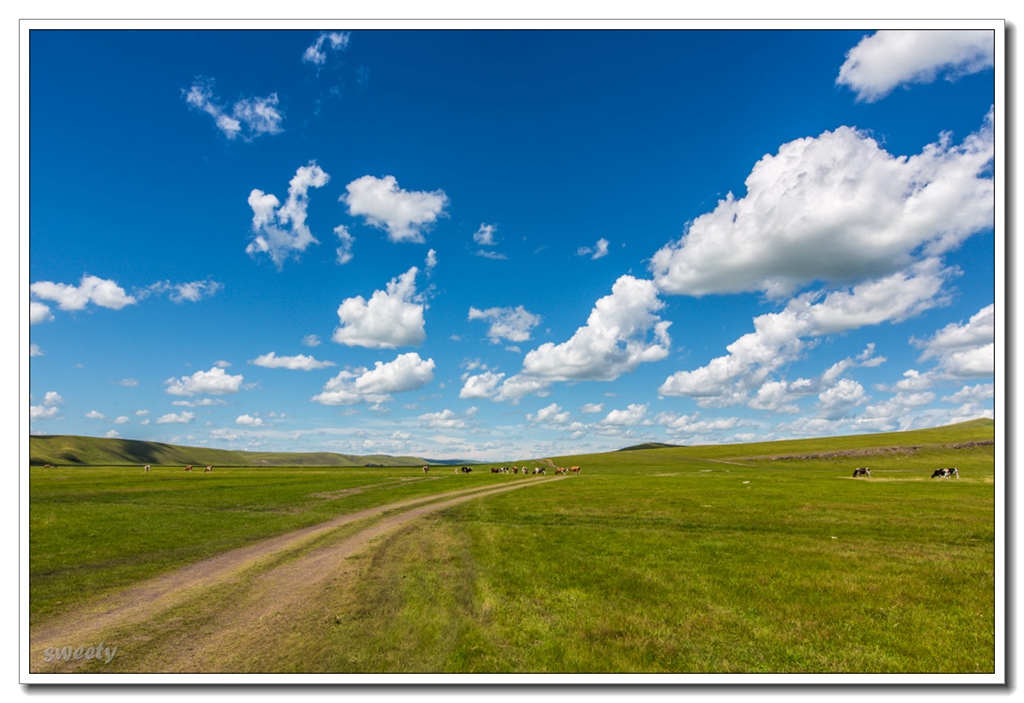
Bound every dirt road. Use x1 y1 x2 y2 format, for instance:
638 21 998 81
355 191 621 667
31 476 563 673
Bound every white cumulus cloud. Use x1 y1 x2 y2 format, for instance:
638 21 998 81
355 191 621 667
418 407 478 430
816 379 868 420
251 352 335 371
650 113 993 298
312 352 435 406
30 302 53 325
342 175 449 243
473 223 498 246
458 371 506 400
31 275 137 312
467 276 671 403
601 403 649 426
246 162 330 269
914 304 994 378
837 30 994 102
236 414 264 427
527 403 571 425
659 259 952 407
332 267 426 348
518 275 671 383
468 305 542 344
165 367 244 397
156 411 197 425
30 391 63 422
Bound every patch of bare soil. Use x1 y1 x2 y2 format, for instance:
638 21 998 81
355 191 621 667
30 477 563 674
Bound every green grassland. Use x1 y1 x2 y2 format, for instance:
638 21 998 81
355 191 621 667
29 419 996 673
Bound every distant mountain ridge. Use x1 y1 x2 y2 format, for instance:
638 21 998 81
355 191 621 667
28 435 433 468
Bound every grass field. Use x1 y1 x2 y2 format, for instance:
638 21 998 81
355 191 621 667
28 420 996 674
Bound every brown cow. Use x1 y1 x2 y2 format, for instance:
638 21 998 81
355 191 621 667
569 466 581 474
422 466 430 474
185 465 193 472
204 466 212 473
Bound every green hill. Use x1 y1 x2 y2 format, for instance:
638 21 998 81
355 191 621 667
555 418 994 466
617 442 682 452
28 435 431 468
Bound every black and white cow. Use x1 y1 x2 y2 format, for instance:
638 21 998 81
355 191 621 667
852 467 871 478
932 467 960 479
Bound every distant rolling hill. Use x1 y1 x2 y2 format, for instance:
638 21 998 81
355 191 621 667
617 442 682 452
28 435 433 468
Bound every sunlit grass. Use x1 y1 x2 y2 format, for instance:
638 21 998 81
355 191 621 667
30 419 995 672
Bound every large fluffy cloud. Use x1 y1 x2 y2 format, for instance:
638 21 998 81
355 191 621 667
165 367 244 397
458 371 506 400
468 305 542 344
342 175 449 243
914 304 994 378
837 30 994 102
659 259 951 407
332 267 426 348
246 163 330 269
30 391 63 422
312 352 435 406
650 113 993 298
462 276 671 402
521 275 671 382
184 78 284 140
30 302 54 325
31 275 137 312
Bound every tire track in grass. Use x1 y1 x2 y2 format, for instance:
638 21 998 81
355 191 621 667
31 476 565 673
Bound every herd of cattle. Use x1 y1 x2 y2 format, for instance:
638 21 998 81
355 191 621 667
427 465 582 475
852 466 960 479
38 463 959 480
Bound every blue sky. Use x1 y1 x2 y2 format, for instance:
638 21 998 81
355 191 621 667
27 27 999 461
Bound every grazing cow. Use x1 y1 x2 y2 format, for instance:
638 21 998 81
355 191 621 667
144 465 151 472
422 466 430 474
460 466 473 473
932 468 960 479
852 467 871 478
204 466 212 473
569 466 581 474
555 467 566 475
185 465 193 472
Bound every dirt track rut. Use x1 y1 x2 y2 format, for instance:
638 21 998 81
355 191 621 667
31 476 563 673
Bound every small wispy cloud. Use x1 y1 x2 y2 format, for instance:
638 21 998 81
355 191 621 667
576 238 610 260
184 77 284 141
